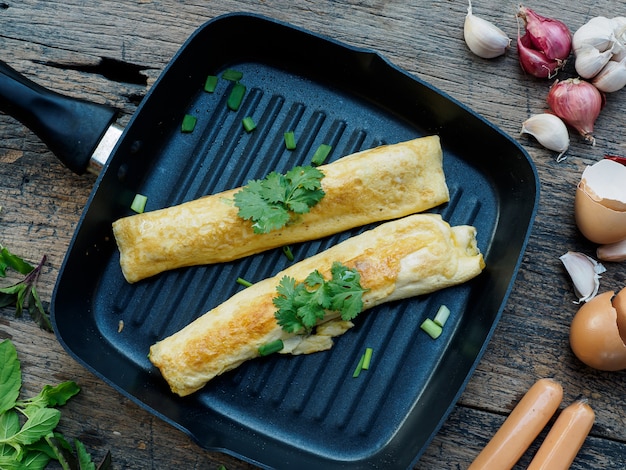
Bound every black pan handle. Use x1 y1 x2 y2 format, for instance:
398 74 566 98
0 59 118 175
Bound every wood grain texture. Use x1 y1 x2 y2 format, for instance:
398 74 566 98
2 0 626 468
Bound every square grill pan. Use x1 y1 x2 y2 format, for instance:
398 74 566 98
51 13 539 469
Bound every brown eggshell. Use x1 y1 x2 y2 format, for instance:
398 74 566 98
569 290 626 371
611 287 626 344
575 183 626 244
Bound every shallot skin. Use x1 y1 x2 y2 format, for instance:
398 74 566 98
518 6 572 61
516 5 571 78
547 78 604 144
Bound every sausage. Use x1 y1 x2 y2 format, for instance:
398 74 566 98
527 399 595 470
468 378 563 470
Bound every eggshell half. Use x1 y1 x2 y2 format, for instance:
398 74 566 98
575 182 626 245
574 159 626 244
569 290 626 371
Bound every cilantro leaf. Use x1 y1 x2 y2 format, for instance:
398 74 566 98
233 165 325 234
273 262 369 334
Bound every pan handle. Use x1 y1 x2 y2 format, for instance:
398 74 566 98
0 59 119 175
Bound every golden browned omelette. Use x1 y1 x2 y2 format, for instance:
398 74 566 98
112 136 449 283
149 213 485 397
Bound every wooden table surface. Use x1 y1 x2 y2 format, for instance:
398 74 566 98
2 1 626 468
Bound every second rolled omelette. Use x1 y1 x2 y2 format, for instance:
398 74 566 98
149 213 485 397
112 136 449 283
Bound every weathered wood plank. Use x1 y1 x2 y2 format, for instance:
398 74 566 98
2 0 626 468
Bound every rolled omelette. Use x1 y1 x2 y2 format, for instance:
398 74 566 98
112 135 449 283
149 213 485 396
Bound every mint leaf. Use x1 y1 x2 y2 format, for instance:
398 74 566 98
0 451 50 470
0 247 34 277
233 165 325 234
0 340 21 414
0 253 51 331
18 382 81 413
3 407 61 447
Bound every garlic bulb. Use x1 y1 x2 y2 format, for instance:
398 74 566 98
464 0 510 59
592 57 626 92
520 113 569 161
573 16 626 92
560 251 606 304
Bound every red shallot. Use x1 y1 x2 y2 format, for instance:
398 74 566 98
547 78 604 144
516 6 572 78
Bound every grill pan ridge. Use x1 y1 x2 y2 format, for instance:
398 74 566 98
51 13 539 469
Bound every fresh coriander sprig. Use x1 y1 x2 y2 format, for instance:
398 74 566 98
0 339 112 469
0 245 50 331
233 165 325 234
273 262 369 334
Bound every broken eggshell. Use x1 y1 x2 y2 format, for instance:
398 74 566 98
570 288 626 371
575 159 626 244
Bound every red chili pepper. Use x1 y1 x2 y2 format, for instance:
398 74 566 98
604 155 626 165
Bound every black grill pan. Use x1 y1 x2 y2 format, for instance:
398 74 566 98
2 13 539 469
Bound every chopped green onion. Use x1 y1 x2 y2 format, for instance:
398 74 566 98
181 114 197 133
242 116 256 132
282 245 294 261
433 304 451 328
311 143 332 166
204 74 218 93
420 318 443 339
130 194 148 214
352 353 365 378
284 131 297 150
362 347 373 370
222 69 243 81
236 277 253 288
227 82 246 111
258 339 284 356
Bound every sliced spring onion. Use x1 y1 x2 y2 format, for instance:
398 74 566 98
282 245 294 261
420 318 443 339
284 131 297 150
236 277 253 288
222 69 243 81
352 353 365 378
242 116 256 132
204 75 218 93
227 82 246 111
311 143 332 166
362 347 373 370
258 339 284 356
130 194 148 214
433 304 451 328
181 114 197 133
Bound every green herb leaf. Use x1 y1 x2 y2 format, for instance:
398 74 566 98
1 407 61 449
273 262 368 334
233 166 325 234
0 340 109 469
0 252 51 331
0 246 34 277
18 382 81 413
0 340 22 414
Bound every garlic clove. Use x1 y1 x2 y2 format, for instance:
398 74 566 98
597 238 626 262
520 113 569 161
572 16 616 52
574 46 614 79
464 0 510 59
592 58 626 93
560 251 606 304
